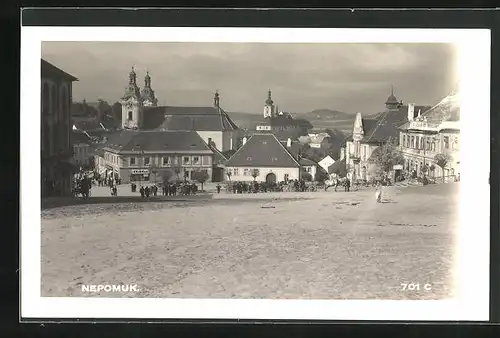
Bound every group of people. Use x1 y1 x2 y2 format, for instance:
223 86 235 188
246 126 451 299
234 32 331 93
132 181 200 198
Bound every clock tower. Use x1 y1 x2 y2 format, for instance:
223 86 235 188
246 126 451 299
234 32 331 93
120 67 143 130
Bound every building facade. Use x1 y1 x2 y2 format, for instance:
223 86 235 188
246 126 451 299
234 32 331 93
253 90 309 140
72 131 93 168
398 89 460 180
118 68 240 152
41 59 78 197
225 133 301 183
94 130 215 184
343 87 430 181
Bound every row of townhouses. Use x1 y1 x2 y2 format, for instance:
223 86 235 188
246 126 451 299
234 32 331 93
342 87 460 182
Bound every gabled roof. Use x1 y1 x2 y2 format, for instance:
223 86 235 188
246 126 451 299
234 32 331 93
299 158 317 166
71 131 91 146
103 130 213 154
225 133 301 168
209 144 229 165
361 105 430 144
41 59 78 82
142 106 239 131
399 89 460 130
73 119 106 131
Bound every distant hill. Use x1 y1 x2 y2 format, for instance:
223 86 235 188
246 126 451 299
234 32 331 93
295 109 353 121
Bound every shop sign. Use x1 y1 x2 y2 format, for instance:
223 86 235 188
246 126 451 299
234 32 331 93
131 169 149 174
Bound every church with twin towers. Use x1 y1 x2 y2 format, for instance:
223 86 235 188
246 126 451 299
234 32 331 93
119 67 241 152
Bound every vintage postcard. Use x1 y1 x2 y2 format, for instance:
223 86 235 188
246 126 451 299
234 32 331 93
20 27 490 321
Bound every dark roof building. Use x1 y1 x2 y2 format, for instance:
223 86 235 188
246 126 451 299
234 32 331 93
345 87 431 145
71 131 92 145
103 130 213 154
143 105 239 132
41 59 78 82
225 133 301 168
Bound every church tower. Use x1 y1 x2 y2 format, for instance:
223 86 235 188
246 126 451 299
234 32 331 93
140 71 158 107
263 89 275 118
352 112 365 142
120 67 143 130
385 85 401 111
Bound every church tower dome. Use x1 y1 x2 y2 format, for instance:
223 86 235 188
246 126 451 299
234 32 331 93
120 66 143 130
140 70 158 107
263 89 275 118
385 85 400 110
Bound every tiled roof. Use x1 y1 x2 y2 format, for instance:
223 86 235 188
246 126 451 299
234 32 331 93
361 105 430 144
299 158 317 166
143 106 239 131
225 133 301 168
41 59 78 82
103 130 213 154
209 144 229 165
71 131 91 145
328 159 347 175
279 141 301 159
73 119 106 131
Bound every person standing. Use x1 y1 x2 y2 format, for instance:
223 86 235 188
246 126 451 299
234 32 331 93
216 184 221 194
345 178 350 192
375 182 382 203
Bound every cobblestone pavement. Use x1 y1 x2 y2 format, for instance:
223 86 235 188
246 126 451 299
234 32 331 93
41 183 460 300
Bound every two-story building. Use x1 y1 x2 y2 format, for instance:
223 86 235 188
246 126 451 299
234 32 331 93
41 59 78 197
225 133 301 183
71 130 93 169
398 88 460 180
343 87 430 181
94 130 215 184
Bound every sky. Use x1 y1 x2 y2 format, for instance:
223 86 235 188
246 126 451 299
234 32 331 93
41 42 459 115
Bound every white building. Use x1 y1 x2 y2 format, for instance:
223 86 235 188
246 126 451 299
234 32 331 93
225 133 301 183
398 88 460 180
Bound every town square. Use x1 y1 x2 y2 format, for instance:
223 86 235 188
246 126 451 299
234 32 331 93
39 41 461 300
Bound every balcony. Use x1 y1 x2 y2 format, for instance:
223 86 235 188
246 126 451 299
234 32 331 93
348 153 361 162
408 120 440 132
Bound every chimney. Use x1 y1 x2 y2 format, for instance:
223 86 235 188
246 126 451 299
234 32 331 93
286 138 292 147
242 137 247 145
417 109 421 118
407 103 415 121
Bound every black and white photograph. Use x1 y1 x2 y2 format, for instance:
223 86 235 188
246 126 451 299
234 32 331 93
21 27 490 321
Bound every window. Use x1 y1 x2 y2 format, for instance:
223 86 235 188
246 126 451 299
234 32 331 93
183 156 190 165
444 136 450 149
306 167 311 172
234 168 239 176
130 157 136 165
163 156 170 165
284 174 289 181
426 139 430 150
193 156 200 164
144 157 150 165
403 135 406 147
128 111 133 120
415 136 419 149
243 168 249 176
410 136 415 148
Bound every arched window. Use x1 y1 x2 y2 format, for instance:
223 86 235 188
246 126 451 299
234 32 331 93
51 84 57 117
43 121 50 154
42 82 50 115
61 86 69 149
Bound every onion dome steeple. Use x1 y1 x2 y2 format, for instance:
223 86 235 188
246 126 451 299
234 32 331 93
214 90 220 108
266 89 274 105
123 66 141 100
385 85 400 110
140 70 158 107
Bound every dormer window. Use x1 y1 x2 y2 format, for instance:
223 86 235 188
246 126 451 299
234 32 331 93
246 156 252 161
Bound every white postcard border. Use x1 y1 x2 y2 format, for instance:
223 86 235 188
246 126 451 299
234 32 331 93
21 27 491 321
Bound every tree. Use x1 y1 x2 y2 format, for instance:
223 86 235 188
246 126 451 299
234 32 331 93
192 170 210 191
251 169 260 181
161 170 174 185
149 163 159 184
173 165 182 180
368 141 405 179
314 167 330 183
434 153 452 182
300 170 313 182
